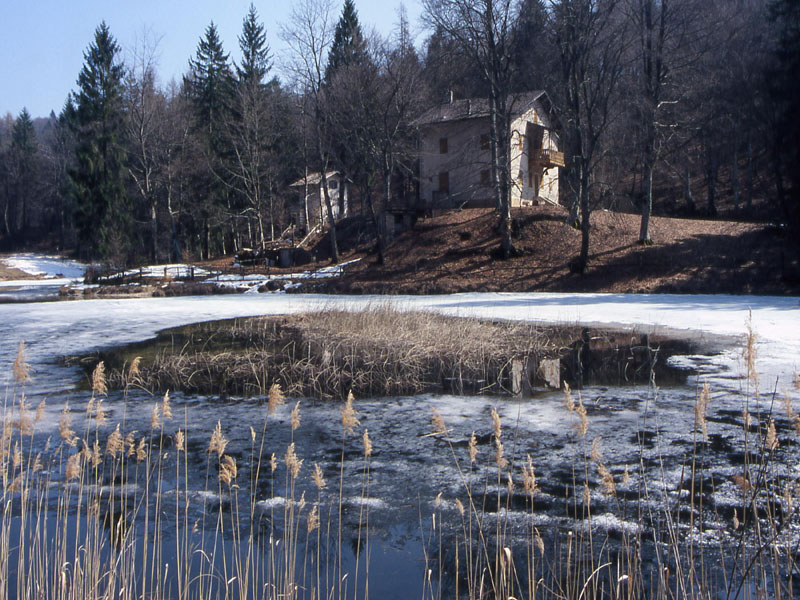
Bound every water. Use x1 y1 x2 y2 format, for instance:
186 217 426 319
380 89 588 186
1 293 799 598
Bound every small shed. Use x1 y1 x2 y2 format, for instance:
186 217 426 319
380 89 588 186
288 171 350 233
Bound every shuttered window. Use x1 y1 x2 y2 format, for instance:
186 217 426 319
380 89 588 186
438 171 450 194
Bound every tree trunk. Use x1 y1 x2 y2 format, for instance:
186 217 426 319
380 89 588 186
370 178 387 266
319 170 339 264
732 143 739 212
639 140 654 244
707 148 718 217
746 138 753 213
684 160 695 213
576 167 591 273
150 200 158 263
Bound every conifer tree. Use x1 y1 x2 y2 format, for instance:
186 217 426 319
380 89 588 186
326 0 367 81
325 0 368 224
769 0 800 233
237 4 272 86
8 108 38 236
187 22 234 150
227 4 282 247
68 22 128 259
186 22 235 258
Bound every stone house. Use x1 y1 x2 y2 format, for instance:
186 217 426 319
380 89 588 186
287 171 350 234
413 90 563 211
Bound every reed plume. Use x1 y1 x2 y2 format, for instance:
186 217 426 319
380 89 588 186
268 382 285 415
307 505 320 533
219 455 238 485
106 424 123 458
136 437 147 462
312 463 326 490
208 420 228 458
341 390 360 435
432 409 447 435
161 390 173 421
175 429 185 453
469 431 479 464
285 442 303 479
92 361 108 396
363 428 373 457
696 381 711 440
575 393 588 437
13 340 31 384
563 381 574 412
522 455 538 497
766 419 779 451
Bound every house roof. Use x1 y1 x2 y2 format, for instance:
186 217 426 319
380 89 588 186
412 90 553 127
288 171 343 187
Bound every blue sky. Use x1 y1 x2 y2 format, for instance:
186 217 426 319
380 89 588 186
1 0 423 120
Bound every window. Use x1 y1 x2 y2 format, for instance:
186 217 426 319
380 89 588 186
480 133 490 150
439 137 448 154
480 170 490 186
328 179 339 190
438 171 450 194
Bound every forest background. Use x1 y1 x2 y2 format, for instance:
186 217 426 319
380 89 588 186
0 0 798 269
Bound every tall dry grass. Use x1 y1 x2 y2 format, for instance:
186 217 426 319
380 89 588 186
2 314 798 599
2 342 377 600
421 319 798 600
102 308 569 399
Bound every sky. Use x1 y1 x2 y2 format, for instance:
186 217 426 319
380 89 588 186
0 0 424 120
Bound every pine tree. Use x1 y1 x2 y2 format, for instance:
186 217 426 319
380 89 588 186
325 0 367 81
9 108 38 236
68 22 128 259
185 22 235 258
187 22 234 149
769 0 800 233
237 4 272 86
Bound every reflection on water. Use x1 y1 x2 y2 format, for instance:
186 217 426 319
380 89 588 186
1 296 798 598
4 359 799 597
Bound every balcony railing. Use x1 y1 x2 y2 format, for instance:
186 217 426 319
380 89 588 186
531 148 565 168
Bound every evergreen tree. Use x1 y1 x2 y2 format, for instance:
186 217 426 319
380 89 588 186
186 22 235 258
769 0 800 234
9 108 38 236
68 22 128 259
326 0 367 81
228 5 284 247
187 22 234 148
237 4 272 86
325 0 369 221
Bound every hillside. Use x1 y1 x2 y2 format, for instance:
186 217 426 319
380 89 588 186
313 206 800 296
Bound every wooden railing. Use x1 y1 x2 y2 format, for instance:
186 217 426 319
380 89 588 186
531 148 565 168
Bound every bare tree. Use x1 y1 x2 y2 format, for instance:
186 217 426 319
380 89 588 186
281 0 340 263
423 0 519 257
125 30 167 262
223 6 281 249
630 0 707 243
550 0 627 273
326 10 425 264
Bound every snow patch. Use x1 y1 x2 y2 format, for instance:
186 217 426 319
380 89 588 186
2 253 86 279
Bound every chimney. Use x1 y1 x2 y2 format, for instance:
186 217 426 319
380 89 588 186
449 89 454 103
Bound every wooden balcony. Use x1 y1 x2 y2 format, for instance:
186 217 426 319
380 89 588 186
531 148 565 168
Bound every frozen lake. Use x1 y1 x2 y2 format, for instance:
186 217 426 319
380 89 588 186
1 275 798 597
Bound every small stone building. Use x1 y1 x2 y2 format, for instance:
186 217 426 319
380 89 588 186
288 171 350 233
413 91 563 210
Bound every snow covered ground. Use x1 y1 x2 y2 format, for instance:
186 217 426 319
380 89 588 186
0 253 86 289
0 291 797 398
